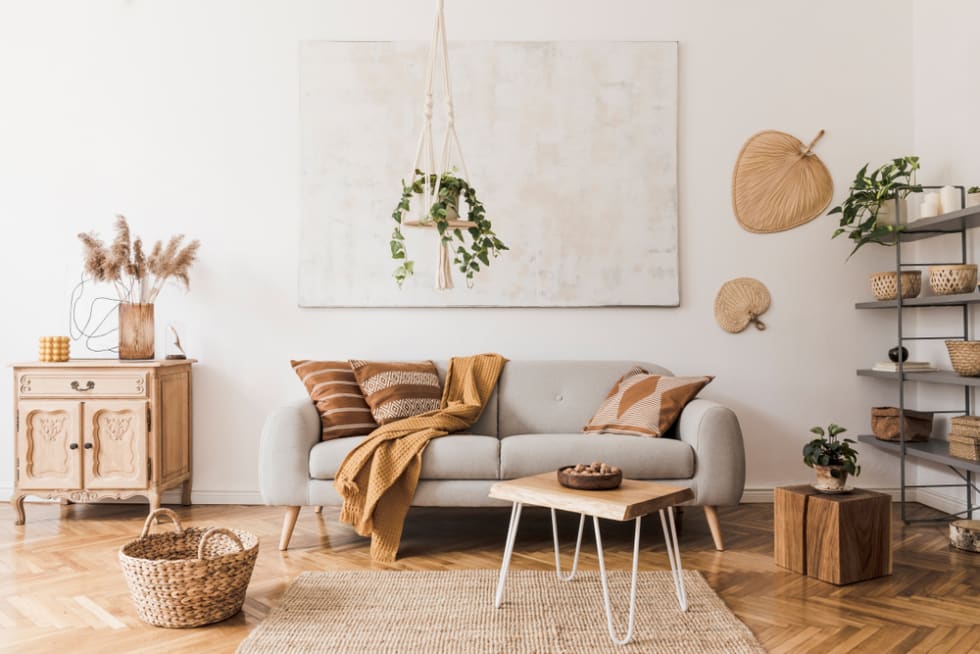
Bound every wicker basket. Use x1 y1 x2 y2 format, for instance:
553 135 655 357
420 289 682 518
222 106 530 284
945 340 980 377
929 264 977 296
871 407 933 442
869 271 921 301
119 508 258 628
949 433 980 461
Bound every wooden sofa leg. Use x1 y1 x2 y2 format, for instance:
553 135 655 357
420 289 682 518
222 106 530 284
314 505 323 514
279 506 301 551
704 505 725 551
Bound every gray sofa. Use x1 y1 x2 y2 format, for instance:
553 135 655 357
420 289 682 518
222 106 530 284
260 360 745 552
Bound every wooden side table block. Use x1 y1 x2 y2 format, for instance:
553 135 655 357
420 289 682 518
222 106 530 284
774 485 892 585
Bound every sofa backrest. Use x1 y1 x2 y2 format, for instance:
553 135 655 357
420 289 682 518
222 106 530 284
497 360 671 436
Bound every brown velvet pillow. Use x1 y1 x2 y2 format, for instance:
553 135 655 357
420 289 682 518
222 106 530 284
349 360 442 425
291 360 377 440
584 368 713 437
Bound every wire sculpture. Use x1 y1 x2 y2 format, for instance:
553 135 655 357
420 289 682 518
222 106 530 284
68 274 120 354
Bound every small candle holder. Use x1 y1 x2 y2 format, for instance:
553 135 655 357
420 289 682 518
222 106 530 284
38 336 70 362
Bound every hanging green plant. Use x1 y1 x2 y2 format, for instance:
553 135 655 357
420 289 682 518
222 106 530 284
829 156 922 258
390 170 508 287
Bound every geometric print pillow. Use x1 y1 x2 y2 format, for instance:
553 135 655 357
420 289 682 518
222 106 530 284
584 367 713 437
290 360 378 440
349 360 443 425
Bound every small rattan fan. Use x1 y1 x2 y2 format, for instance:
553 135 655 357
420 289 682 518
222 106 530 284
732 130 833 233
715 278 771 333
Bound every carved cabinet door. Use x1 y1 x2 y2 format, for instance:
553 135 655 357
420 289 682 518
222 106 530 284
82 400 148 490
17 401 82 490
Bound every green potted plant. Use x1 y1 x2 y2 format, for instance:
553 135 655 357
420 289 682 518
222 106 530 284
968 186 980 209
830 156 922 258
803 423 861 493
390 169 508 288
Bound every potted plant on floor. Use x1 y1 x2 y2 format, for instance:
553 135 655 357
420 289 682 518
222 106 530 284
803 423 861 493
830 156 922 258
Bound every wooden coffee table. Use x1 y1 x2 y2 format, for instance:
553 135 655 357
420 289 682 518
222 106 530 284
489 472 694 645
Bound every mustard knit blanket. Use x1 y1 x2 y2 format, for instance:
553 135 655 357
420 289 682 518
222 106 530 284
334 353 507 562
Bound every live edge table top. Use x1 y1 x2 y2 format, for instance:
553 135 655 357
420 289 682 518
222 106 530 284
489 473 694 522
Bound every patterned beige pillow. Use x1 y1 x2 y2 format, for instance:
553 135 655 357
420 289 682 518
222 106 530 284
291 360 378 440
349 360 443 425
584 368 713 437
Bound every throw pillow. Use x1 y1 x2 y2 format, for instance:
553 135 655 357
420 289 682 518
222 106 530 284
349 360 443 425
291 360 378 440
584 368 713 437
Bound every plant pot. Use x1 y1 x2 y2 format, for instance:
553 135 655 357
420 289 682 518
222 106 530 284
967 192 980 209
813 464 848 492
118 303 155 360
876 197 909 226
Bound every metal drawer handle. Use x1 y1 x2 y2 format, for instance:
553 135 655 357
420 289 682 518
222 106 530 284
71 380 95 392
69 443 79 450
84 443 93 450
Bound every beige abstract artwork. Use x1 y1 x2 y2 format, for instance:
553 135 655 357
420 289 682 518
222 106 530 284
298 41 678 307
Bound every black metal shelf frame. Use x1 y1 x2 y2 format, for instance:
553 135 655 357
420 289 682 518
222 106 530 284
865 188 977 524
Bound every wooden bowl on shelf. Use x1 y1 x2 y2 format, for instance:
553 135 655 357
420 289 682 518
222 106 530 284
557 465 623 491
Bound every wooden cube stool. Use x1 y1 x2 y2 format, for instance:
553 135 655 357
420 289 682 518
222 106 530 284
774 485 891 585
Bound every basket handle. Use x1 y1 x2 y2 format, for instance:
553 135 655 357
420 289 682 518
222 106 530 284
197 527 245 560
139 507 184 539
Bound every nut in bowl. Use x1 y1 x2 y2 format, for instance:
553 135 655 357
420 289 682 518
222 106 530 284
557 462 623 490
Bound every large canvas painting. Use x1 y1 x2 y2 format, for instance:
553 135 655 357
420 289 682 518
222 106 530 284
298 41 678 307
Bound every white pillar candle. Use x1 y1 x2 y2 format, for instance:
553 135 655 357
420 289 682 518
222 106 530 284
939 185 961 214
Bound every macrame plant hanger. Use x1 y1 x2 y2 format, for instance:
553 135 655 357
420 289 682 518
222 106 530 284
403 0 475 290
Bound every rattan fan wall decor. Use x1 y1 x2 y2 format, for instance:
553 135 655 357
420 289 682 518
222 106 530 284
732 130 833 233
715 278 771 333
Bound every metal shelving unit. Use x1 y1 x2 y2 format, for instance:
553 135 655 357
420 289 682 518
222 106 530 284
856 192 980 523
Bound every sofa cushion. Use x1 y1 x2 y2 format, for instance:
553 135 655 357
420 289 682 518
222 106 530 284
350 360 442 424
497 361 672 436
309 434 499 480
499 433 694 479
584 371 713 437
290 360 377 439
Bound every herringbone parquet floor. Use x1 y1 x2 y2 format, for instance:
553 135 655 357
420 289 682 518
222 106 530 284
1 501 978 653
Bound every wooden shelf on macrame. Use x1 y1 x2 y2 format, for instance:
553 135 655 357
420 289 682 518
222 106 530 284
403 219 477 229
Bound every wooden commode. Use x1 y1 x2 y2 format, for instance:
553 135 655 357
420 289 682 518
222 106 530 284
11 359 195 525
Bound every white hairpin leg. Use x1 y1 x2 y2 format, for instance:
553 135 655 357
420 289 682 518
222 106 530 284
494 502 523 609
659 507 688 611
593 515 641 645
551 509 585 581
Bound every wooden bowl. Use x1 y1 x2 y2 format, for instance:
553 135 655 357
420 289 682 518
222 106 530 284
557 466 623 490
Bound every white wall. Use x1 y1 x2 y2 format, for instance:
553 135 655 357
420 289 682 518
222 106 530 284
0 0 914 503
911 0 980 513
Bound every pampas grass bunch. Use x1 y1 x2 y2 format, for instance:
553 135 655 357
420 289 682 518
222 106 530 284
78 215 200 303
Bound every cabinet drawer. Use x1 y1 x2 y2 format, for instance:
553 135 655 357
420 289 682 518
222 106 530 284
18 372 147 398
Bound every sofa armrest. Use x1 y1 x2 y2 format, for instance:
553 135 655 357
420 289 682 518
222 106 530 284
677 399 745 506
258 399 320 506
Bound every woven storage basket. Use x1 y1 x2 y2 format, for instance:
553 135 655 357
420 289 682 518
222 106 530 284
949 433 980 461
119 508 258 628
929 264 977 295
869 271 921 301
950 415 980 438
871 407 933 442
945 340 980 377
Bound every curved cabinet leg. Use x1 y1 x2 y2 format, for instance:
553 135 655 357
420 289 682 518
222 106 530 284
181 479 192 506
703 505 725 551
279 506 301 551
13 494 26 526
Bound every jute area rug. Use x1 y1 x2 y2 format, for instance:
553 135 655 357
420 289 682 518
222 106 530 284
237 570 765 654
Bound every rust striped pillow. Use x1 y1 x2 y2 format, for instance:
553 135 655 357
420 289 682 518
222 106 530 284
291 360 378 440
349 360 442 425
584 368 713 437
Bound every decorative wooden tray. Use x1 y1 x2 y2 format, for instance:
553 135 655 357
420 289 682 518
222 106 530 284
557 465 623 491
